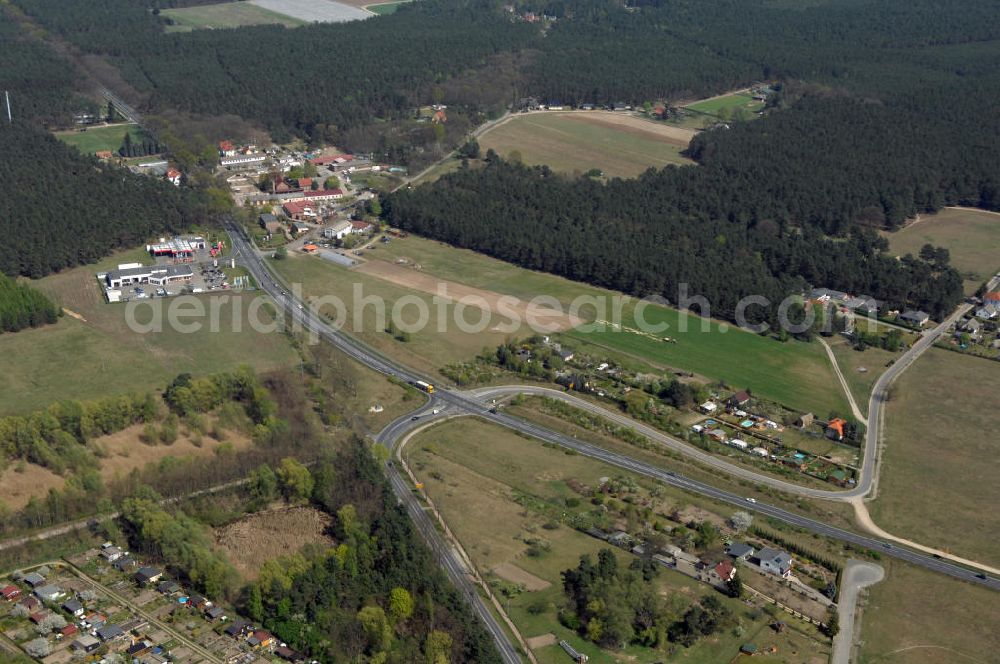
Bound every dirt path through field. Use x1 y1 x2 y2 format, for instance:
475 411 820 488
354 259 583 331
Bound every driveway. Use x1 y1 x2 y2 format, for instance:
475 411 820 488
832 560 886 664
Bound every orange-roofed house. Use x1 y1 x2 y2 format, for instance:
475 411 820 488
302 244 318 253
713 560 736 583
825 418 846 441
95 150 115 160
166 168 182 186
218 140 236 157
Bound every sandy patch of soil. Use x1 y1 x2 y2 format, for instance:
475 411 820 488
354 259 582 331
558 112 698 147
492 562 551 591
214 506 335 580
526 633 557 649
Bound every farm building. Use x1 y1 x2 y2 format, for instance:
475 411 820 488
796 412 814 428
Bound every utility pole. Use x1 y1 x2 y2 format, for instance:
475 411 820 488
4 91 11 124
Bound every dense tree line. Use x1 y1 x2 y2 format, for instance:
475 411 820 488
121 490 241 599
0 15 97 126
561 548 733 649
384 158 963 324
0 9 214 279
14 0 537 147
0 123 211 277
0 274 59 332
0 392 157 474
244 440 502 663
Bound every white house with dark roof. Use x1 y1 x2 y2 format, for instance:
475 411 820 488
755 547 793 578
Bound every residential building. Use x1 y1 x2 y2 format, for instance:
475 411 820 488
713 560 736 583
825 418 847 442
899 310 930 327
283 200 317 221
795 412 814 428
726 542 755 560
974 303 999 320
1 585 20 601
97 624 125 641
260 213 282 234
62 599 85 617
756 547 793 578
157 580 180 595
700 401 718 414
350 220 374 234
728 391 751 408
221 153 266 168
113 556 137 572
23 572 46 588
323 220 353 240
165 167 182 186
218 140 236 157
205 605 226 621
134 567 163 586
289 222 310 235
303 188 344 202
73 635 101 653
34 584 65 602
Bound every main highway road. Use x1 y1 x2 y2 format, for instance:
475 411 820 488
228 223 1000 658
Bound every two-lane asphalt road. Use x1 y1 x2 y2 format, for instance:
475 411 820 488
227 223 1000 663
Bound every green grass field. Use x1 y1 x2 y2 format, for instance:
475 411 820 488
161 2 305 31
408 418 831 664
478 112 694 178
860 560 1000 663
872 348 1000 566
682 92 765 119
374 235 848 415
55 124 145 155
366 1 408 14
0 248 298 415
883 207 1000 294
269 254 541 379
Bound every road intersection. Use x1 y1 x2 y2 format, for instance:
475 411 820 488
227 222 1000 662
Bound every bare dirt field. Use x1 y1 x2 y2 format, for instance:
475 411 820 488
214 506 335 580
565 112 698 146
354 258 583 331
526 633 557 650
0 420 252 510
492 562 551 591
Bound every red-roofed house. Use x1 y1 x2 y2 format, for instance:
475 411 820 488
218 140 236 157
303 188 344 202
308 154 354 167
825 418 846 441
1 585 20 601
432 109 447 124
350 220 373 234
296 178 312 189
714 560 736 583
282 200 316 221
166 167 182 186
29 611 50 625
61 624 79 637
95 150 115 160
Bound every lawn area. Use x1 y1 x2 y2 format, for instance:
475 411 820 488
478 111 695 178
372 235 849 415
55 123 145 155
682 92 764 119
407 418 831 664
366 0 409 14
859 560 1000 664
882 207 1000 294
827 338 900 418
872 348 1000 566
161 1 305 31
0 247 299 415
